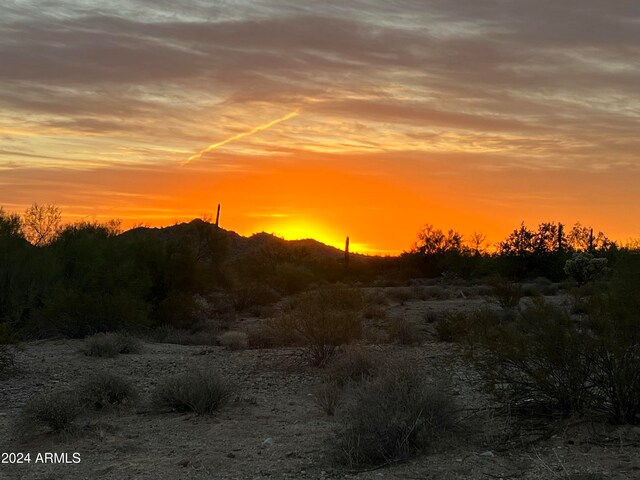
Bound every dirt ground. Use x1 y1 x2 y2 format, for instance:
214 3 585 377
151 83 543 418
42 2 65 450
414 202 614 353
1 290 639 480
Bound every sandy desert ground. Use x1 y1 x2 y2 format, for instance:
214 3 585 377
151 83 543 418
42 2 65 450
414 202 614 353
1 288 639 480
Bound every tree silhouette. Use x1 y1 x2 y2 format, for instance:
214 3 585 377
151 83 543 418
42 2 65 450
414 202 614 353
22 203 61 246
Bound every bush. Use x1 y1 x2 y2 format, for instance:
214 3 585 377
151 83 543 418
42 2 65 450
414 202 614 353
435 308 497 344
153 370 230 415
82 332 143 358
471 259 640 425
313 381 342 416
334 366 455 467
491 278 522 309
564 252 608 285
385 287 414 304
217 331 248 350
326 347 377 387
283 287 364 366
79 371 138 410
471 299 593 415
0 344 15 378
386 316 420 345
151 325 218 345
19 389 83 433
231 284 280 313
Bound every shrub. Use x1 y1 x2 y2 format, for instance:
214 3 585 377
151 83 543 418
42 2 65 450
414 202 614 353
153 370 230 415
151 325 218 345
231 284 280 313
313 381 342 416
491 278 522 309
435 308 497 344
385 287 414 304
334 366 455 467
434 312 469 343
19 389 83 433
82 332 143 358
326 347 377 386
284 287 364 366
217 331 248 350
473 269 640 425
471 299 594 415
386 316 420 345
0 344 15 378
564 252 608 286
79 371 138 410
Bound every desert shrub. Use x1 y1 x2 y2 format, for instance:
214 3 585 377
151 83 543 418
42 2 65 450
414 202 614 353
334 366 455 467
326 347 377 386
19 389 83 433
366 289 389 306
283 287 364 366
33 287 150 338
313 381 342 416
153 370 230 415
245 315 304 349
564 252 608 286
473 261 640 425
491 278 523 309
385 287 414 304
434 312 469 343
151 325 218 345
231 283 280 313
419 285 452 300
0 344 15 378
584 257 640 423
79 371 138 409
271 262 315 295
362 303 388 321
156 292 200 330
386 316 421 345
217 330 248 350
82 332 143 357
471 299 594 415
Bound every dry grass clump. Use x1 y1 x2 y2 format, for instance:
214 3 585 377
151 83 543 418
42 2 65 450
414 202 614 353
79 371 138 410
334 365 455 467
153 370 230 415
82 332 143 357
313 381 342 416
217 330 248 350
18 389 83 433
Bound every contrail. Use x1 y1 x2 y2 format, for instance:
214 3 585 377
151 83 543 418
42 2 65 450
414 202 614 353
181 109 300 165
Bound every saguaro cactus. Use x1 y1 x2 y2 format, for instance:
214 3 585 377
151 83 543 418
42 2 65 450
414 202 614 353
345 236 350 267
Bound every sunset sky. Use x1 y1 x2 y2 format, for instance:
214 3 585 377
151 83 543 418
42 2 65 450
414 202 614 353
1 1 638 254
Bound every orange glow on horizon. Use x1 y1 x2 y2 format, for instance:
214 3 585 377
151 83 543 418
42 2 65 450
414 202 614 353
2 152 638 256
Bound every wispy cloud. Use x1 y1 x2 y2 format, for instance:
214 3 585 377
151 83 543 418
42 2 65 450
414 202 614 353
182 109 300 165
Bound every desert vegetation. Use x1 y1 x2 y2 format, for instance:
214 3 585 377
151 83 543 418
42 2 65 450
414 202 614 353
1 204 639 478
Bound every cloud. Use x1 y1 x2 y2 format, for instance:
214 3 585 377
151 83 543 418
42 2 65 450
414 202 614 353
0 1 638 177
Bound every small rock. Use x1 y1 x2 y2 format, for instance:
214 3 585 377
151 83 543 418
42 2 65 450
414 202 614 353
262 437 274 447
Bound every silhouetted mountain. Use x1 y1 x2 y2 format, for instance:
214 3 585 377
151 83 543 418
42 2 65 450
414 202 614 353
120 219 355 261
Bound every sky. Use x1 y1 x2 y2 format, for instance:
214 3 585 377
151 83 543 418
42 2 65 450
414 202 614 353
0 0 639 254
